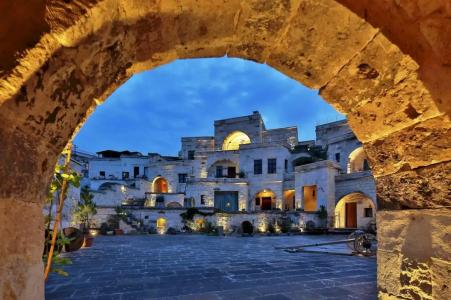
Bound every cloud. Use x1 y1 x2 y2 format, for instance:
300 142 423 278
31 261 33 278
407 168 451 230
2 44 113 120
74 57 344 155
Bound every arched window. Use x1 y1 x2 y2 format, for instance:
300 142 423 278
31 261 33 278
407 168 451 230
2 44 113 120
222 131 251 150
152 177 168 193
347 147 370 173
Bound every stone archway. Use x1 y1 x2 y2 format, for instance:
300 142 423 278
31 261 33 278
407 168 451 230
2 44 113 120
0 1 449 299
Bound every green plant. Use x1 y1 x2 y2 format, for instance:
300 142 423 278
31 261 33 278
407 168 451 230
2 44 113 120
267 222 276 234
279 216 292 233
316 205 328 228
73 187 97 234
43 143 81 280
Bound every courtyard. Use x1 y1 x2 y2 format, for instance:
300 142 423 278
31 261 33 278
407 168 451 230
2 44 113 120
45 235 376 300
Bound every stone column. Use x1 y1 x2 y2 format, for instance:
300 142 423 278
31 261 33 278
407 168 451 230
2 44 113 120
377 208 450 299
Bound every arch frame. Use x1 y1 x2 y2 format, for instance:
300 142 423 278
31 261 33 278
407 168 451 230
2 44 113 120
0 1 449 299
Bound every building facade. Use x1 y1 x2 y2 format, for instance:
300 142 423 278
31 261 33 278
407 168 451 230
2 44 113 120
84 112 376 231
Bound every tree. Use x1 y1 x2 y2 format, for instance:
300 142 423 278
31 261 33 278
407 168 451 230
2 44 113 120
73 187 97 234
44 142 81 280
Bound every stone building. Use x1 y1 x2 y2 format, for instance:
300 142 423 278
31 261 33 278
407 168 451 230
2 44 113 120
85 112 376 230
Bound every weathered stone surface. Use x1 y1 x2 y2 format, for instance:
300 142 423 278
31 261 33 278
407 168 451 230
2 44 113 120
377 209 451 299
0 199 44 300
320 33 441 143
364 114 451 176
376 161 451 209
0 1 450 299
228 0 300 62
267 0 377 89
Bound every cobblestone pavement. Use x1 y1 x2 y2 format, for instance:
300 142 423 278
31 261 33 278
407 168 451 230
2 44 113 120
45 235 377 300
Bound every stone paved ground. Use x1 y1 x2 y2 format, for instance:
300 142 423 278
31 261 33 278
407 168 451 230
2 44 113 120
45 235 376 300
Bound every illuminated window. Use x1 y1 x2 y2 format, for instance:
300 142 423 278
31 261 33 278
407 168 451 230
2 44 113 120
222 131 251 150
153 177 168 193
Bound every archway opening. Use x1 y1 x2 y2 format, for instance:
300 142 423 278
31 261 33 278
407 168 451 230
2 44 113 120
0 1 448 298
335 192 376 229
347 147 370 174
222 131 251 151
255 189 276 211
152 177 168 193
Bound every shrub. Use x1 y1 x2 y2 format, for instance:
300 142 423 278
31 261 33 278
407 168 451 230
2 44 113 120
267 222 276 234
166 227 177 235
279 217 292 233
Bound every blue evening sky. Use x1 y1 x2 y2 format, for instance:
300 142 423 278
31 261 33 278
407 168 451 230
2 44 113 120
74 58 344 156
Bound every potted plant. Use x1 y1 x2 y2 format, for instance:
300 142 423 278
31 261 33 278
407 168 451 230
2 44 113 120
73 187 97 247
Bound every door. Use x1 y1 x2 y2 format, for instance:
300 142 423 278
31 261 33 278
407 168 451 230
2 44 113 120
261 197 272 210
214 191 238 212
345 202 357 228
227 166 236 178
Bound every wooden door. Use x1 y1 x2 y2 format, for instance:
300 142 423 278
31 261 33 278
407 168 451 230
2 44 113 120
261 197 272 210
345 202 357 228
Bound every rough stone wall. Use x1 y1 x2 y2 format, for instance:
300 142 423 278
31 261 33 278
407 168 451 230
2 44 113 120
185 180 249 211
315 120 352 147
147 161 195 193
0 0 450 299
335 171 376 205
262 127 298 147
295 161 341 225
180 136 215 159
326 137 362 173
239 144 291 210
214 112 264 149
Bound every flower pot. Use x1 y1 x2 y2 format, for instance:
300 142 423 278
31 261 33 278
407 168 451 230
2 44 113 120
83 236 94 248
114 229 124 235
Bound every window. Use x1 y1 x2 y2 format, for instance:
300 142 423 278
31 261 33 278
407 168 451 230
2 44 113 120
216 166 223 178
188 150 195 160
200 195 206 205
133 166 139 178
335 152 341 163
178 173 187 183
284 159 288 171
122 172 129 179
254 159 262 175
364 207 373 218
227 166 236 178
99 171 105 177
255 198 261 206
268 158 277 174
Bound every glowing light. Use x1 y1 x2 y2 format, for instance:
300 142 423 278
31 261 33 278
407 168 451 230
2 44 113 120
89 229 98 236
156 218 167 234
222 131 251 150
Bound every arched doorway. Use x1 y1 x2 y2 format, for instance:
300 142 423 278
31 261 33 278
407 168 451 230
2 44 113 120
156 218 167 234
222 131 251 150
347 147 370 173
152 177 168 193
255 189 276 211
0 1 449 299
335 192 376 229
